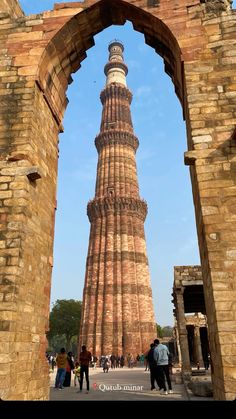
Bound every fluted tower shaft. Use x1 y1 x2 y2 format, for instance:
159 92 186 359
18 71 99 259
79 41 156 357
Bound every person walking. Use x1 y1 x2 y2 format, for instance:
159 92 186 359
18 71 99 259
63 351 75 387
153 339 173 395
140 353 145 367
55 348 67 390
103 357 110 373
51 355 56 372
110 354 116 369
147 343 158 391
79 345 92 393
144 350 149 371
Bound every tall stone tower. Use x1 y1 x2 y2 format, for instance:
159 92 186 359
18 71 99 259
79 41 156 357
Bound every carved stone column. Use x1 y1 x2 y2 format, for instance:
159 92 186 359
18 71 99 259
174 322 182 367
194 325 204 368
176 290 191 375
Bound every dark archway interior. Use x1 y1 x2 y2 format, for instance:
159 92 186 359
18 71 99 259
187 325 194 363
184 285 206 314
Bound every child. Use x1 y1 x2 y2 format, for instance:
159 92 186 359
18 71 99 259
73 362 81 387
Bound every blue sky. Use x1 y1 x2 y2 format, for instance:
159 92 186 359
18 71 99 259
18 1 236 326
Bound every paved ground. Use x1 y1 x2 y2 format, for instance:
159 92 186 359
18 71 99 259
49 367 212 401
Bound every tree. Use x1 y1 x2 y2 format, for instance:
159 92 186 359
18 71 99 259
47 299 82 351
156 324 163 338
47 335 67 354
156 324 174 338
162 326 173 337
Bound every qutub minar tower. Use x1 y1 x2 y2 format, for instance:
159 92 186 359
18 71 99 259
79 41 156 357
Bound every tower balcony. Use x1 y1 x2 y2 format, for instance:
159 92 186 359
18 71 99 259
104 60 128 77
100 83 132 104
95 130 139 152
87 196 148 222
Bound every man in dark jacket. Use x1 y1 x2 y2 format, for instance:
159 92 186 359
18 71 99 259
147 343 158 390
79 345 92 393
153 339 173 394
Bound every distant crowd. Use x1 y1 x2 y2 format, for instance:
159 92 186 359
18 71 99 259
46 340 176 394
46 351 151 376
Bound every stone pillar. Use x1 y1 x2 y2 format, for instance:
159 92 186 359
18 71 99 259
194 325 204 368
174 323 182 367
176 290 191 375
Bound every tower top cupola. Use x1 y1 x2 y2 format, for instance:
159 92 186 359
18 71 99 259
104 40 128 87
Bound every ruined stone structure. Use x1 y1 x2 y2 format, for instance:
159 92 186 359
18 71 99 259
173 266 211 371
185 313 209 368
79 41 156 357
0 0 235 401
173 309 207 375
172 266 205 374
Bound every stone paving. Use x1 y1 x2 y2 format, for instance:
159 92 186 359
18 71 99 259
50 367 213 401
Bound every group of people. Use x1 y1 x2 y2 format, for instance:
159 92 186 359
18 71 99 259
147 339 173 395
46 353 57 371
97 353 149 370
100 354 125 370
54 345 92 393
54 349 75 389
53 340 174 394
127 353 149 370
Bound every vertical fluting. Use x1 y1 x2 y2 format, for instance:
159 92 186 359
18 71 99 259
94 216 106 354
114 212 122 354
79 222 95 348
79 41 156 357
130 216 143 350
120 211 132 353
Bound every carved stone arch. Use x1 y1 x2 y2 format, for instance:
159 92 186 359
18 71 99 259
36 0 184 127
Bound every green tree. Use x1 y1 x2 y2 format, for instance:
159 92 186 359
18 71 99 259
156 324 163 338
47 299 82 352
162 326 173 337
47 335 67 353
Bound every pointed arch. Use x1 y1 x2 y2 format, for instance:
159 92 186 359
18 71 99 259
37 0 183 126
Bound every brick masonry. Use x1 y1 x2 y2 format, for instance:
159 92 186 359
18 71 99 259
0 0 235 400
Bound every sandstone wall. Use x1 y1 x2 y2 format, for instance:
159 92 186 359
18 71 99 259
0 0 24 18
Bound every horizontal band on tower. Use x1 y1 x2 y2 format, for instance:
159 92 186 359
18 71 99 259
82 321 156 334
86 250 148 265
84 283 153 297
100 83 132 104
104 61 128 77
95 130 139 152
87 196 147 222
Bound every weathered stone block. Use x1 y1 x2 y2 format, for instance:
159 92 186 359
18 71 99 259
188 380 213 397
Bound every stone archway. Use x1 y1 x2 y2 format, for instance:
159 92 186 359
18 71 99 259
36 0 183 128
0 0 235 400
